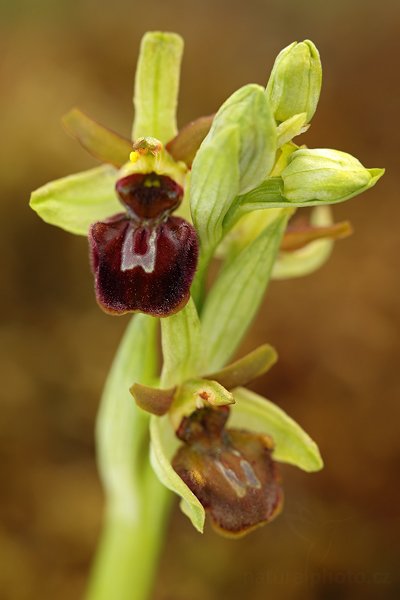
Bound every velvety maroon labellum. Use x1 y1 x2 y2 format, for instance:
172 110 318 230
173 407 283 536
88 170 198 317
89 214 198 316
116 172 183 220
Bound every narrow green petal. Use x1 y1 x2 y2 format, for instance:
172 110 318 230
230 387 323 472
201 213 289 372
133 32 184 143
62 108 132 167
130 383 175 416
205 344 278 390
160 297 202 387
30 165 120 235
150 414 205 532
166 114 214 167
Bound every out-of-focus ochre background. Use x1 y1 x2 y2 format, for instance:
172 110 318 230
1 0 399 598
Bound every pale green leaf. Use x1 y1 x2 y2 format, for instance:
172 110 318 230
30 165 120 235
201 213 289 372
230 387 323 472
96 314 159 518
150 414 205 532
133 32 184 143
161 297 202 387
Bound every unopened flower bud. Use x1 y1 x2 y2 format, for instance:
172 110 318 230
281 148 384 203
266 40 322 123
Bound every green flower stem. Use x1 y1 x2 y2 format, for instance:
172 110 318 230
190 247 214 310
87 472 171 600
86 315 172 600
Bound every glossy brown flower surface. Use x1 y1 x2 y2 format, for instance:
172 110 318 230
89 172 198 316
172 407 283 536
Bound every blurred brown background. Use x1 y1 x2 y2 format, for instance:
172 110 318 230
1 0 399 598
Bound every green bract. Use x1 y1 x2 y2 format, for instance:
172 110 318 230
200 212 290 372
266 40 322 123
206 84 277 194
190 84 276 262
190 125 240 254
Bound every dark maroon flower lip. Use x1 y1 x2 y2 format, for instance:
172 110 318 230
172 407 283 536
89 215 198 317
115 172 184 221
88 169 198 317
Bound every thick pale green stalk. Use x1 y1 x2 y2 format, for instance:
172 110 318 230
132 32 183 143
87 315 172 600
160 297 201 387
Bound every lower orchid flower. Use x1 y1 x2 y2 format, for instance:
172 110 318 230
131 343 322 535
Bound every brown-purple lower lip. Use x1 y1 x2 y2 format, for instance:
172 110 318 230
172 407 283 536
89 214 198 317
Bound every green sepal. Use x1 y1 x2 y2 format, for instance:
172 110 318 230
62 108 132 167
29 165 120 235
160 297 202 388
150 414 205 532
201 212 289 372
132 31 184 143
230 387 323 472
205 344 278 390
166 114 214 167
208 84 277 194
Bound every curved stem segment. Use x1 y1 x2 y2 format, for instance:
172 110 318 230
86 315 172 600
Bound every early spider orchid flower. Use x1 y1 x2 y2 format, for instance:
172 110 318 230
30 108 214 316
130 343 322 536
